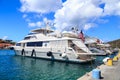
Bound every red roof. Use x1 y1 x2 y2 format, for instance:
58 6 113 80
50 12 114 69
0 43 13 48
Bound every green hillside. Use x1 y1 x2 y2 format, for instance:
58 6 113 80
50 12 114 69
108 39 120 48
0 39 16 45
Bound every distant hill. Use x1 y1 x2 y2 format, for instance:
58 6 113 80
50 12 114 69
0 39 16 44
108 39 120 48
0 39 16 49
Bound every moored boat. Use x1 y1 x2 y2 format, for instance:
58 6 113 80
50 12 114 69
11 25 95 63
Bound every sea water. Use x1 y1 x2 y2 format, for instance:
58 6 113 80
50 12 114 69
0 50 105 80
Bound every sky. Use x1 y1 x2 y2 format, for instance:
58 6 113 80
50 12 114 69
0 0 120 42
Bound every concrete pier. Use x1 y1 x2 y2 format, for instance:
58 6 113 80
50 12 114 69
77 60 120 80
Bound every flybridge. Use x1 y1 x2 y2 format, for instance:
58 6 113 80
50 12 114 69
31 28 54 34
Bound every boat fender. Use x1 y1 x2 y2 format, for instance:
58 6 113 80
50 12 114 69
47 51 52 56
61 53 67 58
31 49 36 57
21 49 25 56
59 54 62 56
9 47 14 50
103 57 110 64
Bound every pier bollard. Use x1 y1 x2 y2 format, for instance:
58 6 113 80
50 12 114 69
113 56 118 61
103 57 110 65
117 49 120 58
107 59 113 66
92 69 101 80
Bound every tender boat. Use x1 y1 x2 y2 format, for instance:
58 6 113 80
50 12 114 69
11 25 95 63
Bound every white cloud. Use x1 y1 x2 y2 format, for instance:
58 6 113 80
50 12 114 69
102 0 120 16
35 14 43 18
2 36 8 40
54 0 120 31
28 21 42 27
20 0 62 29
36 22 42 27
54 0 103 31
20 0 62 13
28 22 36 27
97 19 108 24
19 0 120 31
22 14 27 18
28 17 54 28
84 23 96 30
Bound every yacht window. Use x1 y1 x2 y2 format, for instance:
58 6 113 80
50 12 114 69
28 33 37 35
27 42 43 47
44 43 47 46
16 43 21 46
90 49 98 53
43 41 49 47
31 36 37 39
24 36 37 40
24 36 31 40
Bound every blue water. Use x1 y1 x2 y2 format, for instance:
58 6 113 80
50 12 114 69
0 50 106 80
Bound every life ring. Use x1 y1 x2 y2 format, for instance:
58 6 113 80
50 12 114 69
47 51 52 56
31 49 36 57
21 49 25 56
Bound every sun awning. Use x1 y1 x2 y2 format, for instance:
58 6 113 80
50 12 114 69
31 28 54 34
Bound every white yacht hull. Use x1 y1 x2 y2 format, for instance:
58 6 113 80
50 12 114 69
12 27 96 63
14 49 94 63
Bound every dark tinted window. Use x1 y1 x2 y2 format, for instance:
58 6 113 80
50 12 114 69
27 42 43 47
24 37 31 40
16 43 21 46
24 36 37 40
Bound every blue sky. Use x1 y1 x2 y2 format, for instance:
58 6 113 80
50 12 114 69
0 0 120 42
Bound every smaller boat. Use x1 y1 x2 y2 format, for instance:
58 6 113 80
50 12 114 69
85 36 112 55
89 47 107 56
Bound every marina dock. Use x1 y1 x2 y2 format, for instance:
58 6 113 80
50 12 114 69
77 59 120 80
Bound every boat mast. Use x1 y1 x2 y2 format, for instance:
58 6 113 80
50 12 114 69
45 21 50 35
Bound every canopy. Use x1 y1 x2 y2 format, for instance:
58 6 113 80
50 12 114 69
31 28 54 34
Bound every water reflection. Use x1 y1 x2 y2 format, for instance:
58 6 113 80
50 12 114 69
12 56 93 80
0 50 106 80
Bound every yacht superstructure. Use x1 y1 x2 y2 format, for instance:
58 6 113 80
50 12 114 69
12 27 95 63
